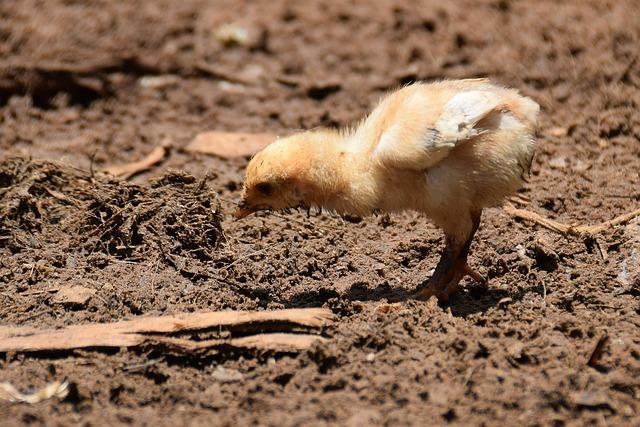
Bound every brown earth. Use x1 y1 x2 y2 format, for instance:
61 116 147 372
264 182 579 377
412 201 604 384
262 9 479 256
1 0 639 425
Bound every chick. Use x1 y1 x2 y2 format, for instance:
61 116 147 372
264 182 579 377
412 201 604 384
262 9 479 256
236 79 539 301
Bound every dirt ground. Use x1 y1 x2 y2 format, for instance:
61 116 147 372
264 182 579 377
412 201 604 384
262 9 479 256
1 0 639 425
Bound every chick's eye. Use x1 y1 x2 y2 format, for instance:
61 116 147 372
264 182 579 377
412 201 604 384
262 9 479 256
255 182 274 196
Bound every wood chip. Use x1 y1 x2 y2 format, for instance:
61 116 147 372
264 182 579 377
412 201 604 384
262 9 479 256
374 302 403 314
0 380 69 404
0 308 333 353
186 131 276 158
498 297 513 306
51 285 95 307
594 237 608 261
569 391 613 410
213 23 249 46
211 365 243 383
102 143 170 179
509 195 531 206
138 75 180 89
548 156 567 169
547 126 567 137
587 333 610 367
507 341 525 359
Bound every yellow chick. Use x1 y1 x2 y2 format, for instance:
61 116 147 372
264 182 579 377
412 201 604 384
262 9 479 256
235 79 539 301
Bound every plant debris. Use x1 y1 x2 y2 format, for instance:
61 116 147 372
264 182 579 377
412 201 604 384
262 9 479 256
0 158 223 270
504 204 640 237
0 308 333 353
102 142 171 179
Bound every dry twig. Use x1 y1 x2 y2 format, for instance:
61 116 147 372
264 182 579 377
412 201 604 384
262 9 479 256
102 143 171 179
504 204 640 237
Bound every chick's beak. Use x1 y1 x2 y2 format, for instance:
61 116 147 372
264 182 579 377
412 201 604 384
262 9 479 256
233 200 254 219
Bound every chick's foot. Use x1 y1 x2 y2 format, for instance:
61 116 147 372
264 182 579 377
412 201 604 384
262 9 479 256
414 210 485 302
414 260 484 302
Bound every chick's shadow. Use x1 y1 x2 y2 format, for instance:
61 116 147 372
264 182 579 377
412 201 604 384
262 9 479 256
283 276 538 318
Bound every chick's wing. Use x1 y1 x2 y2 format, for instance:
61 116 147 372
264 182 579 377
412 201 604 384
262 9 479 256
370 88 503 171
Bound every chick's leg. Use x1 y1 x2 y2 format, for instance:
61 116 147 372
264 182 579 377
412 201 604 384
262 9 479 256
415 210 484 302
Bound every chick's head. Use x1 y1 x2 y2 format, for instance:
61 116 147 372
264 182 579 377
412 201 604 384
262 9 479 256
235 134 314 218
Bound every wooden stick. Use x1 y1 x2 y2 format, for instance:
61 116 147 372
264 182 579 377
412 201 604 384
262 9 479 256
0 308 333 353
504 204 640 237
